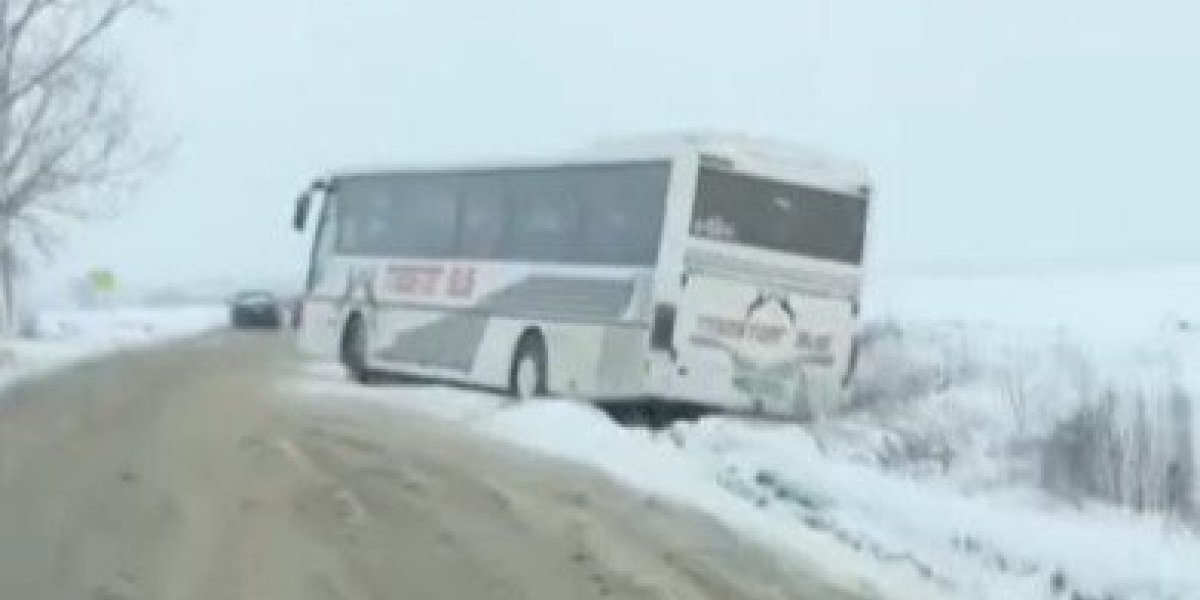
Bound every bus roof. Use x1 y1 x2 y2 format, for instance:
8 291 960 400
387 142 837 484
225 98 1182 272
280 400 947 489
325 132 871 197
587 132 870 195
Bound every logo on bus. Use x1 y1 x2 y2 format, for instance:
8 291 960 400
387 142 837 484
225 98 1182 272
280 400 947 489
386 264 477 299
695 315 832 352
695 288 832 352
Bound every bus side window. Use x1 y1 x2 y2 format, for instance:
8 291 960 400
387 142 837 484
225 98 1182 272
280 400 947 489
579 164 669 265
504 172 579 262
337 198 363 253
383 176 457 257
458 177 506 259
335 180 384 255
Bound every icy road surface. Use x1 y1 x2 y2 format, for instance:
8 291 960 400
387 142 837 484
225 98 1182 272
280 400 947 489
0 331 877 600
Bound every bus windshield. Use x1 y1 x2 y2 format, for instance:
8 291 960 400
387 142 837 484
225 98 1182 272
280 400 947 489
332 162 672 266
689 168 868 265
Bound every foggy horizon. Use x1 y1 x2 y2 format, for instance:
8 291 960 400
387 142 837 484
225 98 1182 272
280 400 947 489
33 0 1200 297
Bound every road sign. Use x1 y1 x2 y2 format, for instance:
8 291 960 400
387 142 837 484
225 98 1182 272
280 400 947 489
89 269 116 294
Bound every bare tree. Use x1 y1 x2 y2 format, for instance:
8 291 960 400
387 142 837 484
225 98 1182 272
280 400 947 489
0 0 158 332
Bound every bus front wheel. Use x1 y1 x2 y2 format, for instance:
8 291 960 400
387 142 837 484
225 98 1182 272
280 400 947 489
509 334 547 400
341 315 377 385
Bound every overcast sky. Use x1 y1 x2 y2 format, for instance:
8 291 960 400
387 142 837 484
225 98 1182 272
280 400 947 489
39 0 1200 296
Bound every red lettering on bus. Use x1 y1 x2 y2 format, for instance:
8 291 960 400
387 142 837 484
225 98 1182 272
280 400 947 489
389 265 445 297
445 266 476 298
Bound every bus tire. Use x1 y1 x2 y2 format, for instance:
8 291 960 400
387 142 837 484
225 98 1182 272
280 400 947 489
341 314 377 385
509 333 547 400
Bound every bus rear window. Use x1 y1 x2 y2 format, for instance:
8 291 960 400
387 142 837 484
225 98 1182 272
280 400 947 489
691 168 868 265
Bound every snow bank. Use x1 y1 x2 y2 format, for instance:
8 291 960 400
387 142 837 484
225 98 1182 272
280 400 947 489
285 366 949 600
679 418 1200 600
27 305 227 341
288 341 1200 600
848 319 1199 509
1 305 228 390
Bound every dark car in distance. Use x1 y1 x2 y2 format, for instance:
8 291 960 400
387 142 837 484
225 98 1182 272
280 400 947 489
229 290 283 329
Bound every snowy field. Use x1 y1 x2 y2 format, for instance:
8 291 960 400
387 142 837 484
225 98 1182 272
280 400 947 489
864 265 1200 337
287 266 1200 600
0 305 229 390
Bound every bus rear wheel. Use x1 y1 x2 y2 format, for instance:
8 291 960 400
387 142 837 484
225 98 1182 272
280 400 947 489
509 334 547 400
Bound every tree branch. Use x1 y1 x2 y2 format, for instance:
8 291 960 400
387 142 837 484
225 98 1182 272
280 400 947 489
2 0 140 110
4 124 88 214
0 81 53 178
14 208 62 260
7 0 57 44
0 0 159 297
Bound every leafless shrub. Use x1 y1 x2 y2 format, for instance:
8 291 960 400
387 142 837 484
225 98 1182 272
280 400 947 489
876 429 955 475
850 320 971 411
1040 391 1124 505
1167 387 1196 522
852 320 1197 521
1041 385 1196 519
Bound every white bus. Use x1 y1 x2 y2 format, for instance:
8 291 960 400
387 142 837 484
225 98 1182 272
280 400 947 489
292 136 872 419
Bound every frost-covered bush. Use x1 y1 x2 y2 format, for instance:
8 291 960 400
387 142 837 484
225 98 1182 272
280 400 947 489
850 320 982 411
1042 386 1196 519
848 319 1198 520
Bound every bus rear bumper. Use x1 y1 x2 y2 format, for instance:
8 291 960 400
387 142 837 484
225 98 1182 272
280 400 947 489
642 350 849 419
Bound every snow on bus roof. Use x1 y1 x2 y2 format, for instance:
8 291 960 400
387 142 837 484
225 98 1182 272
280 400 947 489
587 131 871 195
325 132 871 197
326 152 670 180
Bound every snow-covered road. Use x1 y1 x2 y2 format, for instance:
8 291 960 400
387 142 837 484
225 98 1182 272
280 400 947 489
0 331 892 600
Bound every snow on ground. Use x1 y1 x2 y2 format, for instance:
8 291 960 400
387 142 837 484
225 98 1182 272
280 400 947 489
1 305 228 389
285 365 949 600
681 418 1200 600
288 362 1200 600
288 265 1200 600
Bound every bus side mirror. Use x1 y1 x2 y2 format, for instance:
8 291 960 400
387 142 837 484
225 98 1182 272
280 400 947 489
293 193 311 231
